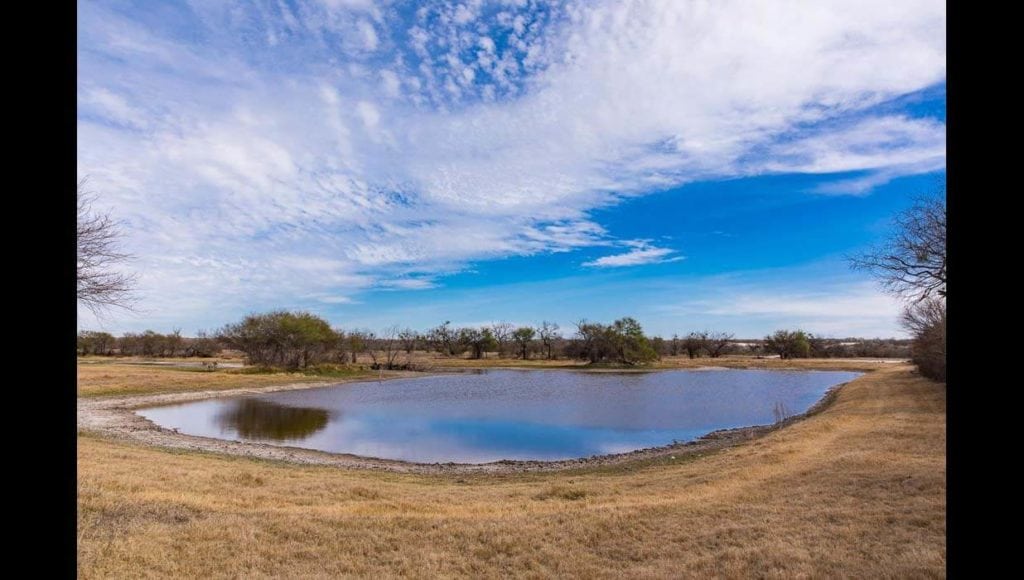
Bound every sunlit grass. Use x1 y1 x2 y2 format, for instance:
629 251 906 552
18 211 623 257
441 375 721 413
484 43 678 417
77 363 945 577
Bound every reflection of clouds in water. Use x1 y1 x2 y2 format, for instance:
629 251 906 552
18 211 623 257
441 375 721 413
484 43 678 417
142 370 861 463
299 415 493 463
300 415 694 463
215 399 330 442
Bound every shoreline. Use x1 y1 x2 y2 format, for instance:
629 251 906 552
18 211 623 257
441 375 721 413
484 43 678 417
78 366 865 474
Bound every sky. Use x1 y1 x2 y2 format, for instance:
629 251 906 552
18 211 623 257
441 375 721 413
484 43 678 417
77 0 946 338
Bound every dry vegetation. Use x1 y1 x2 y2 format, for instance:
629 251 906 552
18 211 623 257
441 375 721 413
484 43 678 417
77 361 945 577
76 362 346 398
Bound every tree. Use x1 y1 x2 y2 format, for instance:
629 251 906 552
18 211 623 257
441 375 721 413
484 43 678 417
398 328 420 354
850 189 946 381
706 331 735 358
763 330 811 359
218 311 339 369
77 330 115 355
901 297 946 381
489 322 514 357
428 321 462 356
461 327 498 359
366 325 404 369
851 193 946 303
184 330 222 358
166 328 184 357
512 326 536 360
347 330 369 364
669 334 681 356
571 320 602 363
567 318 657 365
683 331 708 359
610 317 658 364
537 321 560 359
77 180 136 314
650 336 667 357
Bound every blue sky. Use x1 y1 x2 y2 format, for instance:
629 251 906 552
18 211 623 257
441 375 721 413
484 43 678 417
77 0 946 338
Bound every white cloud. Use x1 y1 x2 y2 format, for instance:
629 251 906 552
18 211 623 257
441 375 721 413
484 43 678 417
356 100 381 130
583 242 683 268
77 0 945 331
317 295 355 304
377 278 437 290
379 70 401 97
356 19 378 51
79 87 149 129
663 282 905 337
760 115 946 176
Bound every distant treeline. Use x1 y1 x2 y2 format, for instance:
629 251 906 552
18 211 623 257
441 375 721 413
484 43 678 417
77 330 221 358
78 311 911 369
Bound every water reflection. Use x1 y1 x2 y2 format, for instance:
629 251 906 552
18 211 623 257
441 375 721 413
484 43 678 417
138 369 861 463
214 399 330 441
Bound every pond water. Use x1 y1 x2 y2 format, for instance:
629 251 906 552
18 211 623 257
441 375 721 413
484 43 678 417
137 369 860 464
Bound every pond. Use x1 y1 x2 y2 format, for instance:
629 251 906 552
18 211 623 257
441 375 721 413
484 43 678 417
137 368 860 464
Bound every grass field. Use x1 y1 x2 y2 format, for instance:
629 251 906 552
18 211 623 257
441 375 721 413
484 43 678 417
77 360 945 578
76 362 372 398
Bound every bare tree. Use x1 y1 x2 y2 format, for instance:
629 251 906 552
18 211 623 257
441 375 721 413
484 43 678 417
572 319 601 363
900 297 946 336
347 330 370 364
398 328 419 354
489 322 514 357
77 180 136 314
851 193 946 303
850 188 946 381
706 331 735 358
369 325 403 369
428 321 461 356
901 297 946 381
683 331 708 359
669 333 681 356
537 321 560 359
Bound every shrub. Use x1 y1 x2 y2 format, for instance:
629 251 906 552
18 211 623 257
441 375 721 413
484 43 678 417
763 330 811 359
218 310 340 370
902 298 946 381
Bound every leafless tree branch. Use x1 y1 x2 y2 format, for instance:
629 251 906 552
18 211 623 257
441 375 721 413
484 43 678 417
77 179 137 315
850 192 946 303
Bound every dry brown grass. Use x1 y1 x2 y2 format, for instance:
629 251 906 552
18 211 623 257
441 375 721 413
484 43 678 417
77 363 945 578
76 364 331 398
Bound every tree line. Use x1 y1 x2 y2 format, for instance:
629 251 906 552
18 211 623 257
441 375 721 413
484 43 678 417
79 313 910 370
77 329 222 358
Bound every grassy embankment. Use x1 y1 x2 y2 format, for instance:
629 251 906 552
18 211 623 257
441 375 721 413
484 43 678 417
76 360 372 398
78 358 944 577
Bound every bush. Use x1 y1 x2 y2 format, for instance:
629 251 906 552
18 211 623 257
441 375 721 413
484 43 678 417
763 330 811 359
218 311 340 370
183 331 223 357
569 317 657 365
902 298 946 382
77 330 116 355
